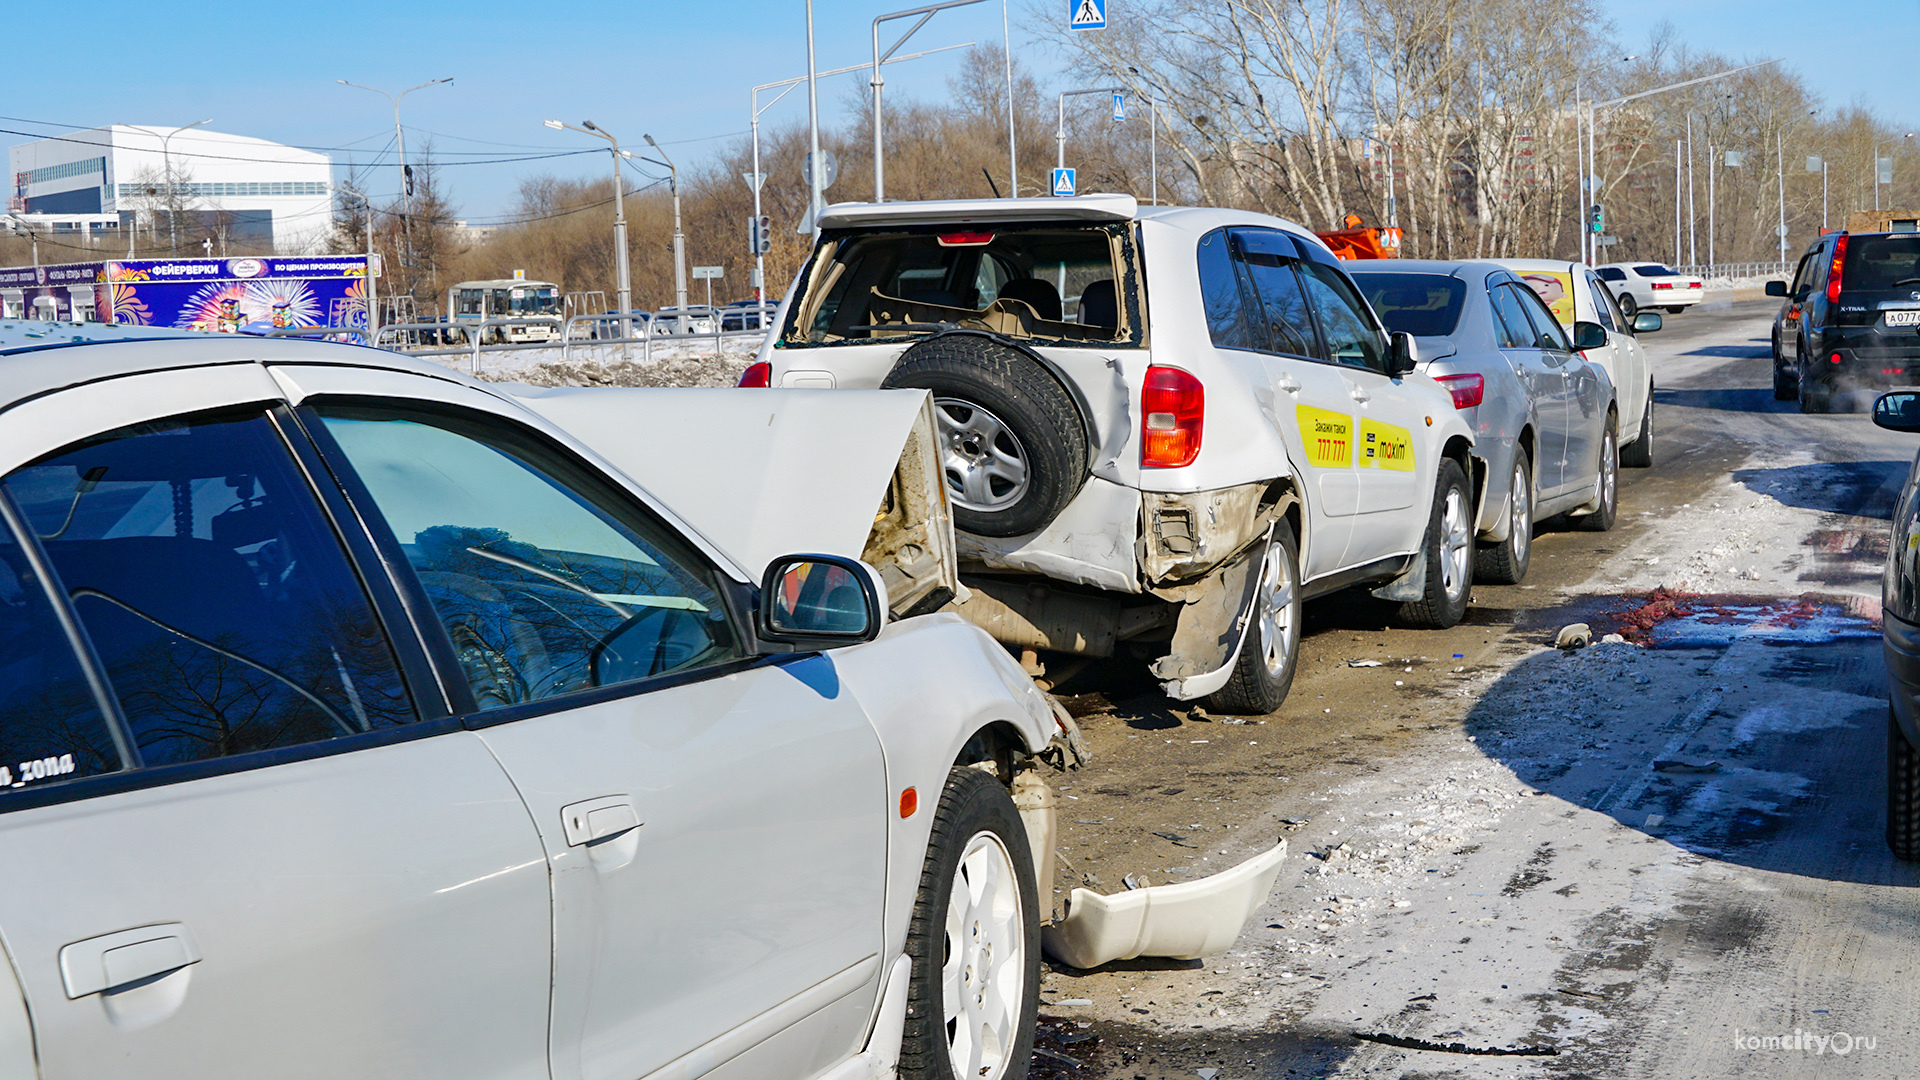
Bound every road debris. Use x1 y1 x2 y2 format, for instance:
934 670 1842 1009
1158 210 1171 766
1042 842 1289 969
1353 1031 1559 1056
1348 659 1385 667
1555 623 1593 649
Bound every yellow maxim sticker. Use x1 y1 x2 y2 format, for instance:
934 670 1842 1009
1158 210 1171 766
1517 270 1576 327
1358 418 1415 471
1296 405 1352 468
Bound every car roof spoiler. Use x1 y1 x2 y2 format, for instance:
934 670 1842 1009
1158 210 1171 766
816 194 1140 230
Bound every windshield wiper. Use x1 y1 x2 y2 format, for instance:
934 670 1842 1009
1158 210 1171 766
1893 277 1920 287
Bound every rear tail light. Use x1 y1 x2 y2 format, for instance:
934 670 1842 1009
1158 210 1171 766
1432 372 1485 409
937 231 995 246
1142 365 1204 468
737 361 772 388
1832 353 1844 365
1651 282 1673 290
1828 234 1849 304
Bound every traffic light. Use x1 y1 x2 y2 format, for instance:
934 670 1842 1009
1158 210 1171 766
748 214 772 254
1588 203 1604 234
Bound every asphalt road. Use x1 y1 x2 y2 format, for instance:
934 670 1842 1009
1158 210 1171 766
1031 299 1920 1079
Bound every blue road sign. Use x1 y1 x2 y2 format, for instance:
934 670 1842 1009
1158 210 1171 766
1070 0 1106 31
1112 92 1125 122
1051 168 1077 197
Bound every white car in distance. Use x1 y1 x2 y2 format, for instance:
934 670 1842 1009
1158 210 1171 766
1594 262 1704 316
749 195 1479 715
0 331 1071 1080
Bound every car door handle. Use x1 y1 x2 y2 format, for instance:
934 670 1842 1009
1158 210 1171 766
561 795 642 846
1275 375 1301 394
60 923 202 999
1349 387 1371 403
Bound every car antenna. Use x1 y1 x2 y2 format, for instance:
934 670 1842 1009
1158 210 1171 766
982 168 1003 199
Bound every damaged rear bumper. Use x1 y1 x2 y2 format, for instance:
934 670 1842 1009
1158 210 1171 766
1041 841 1289 969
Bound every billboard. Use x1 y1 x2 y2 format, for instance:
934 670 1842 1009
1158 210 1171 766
0 256 368 332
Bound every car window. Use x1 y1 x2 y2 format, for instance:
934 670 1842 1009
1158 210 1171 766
1231 229 1318 357
0 518 125 791
1790 252 1815 293
1632 265 1679 278
1196 228 1260 351
1596 267 1626 282
1352 272 1467 337
1842 235 1920 291
3 410 414 768
1585 274 1618 332
1512 284 1574 351
314 406 744 711
1488 282 1536 349
1297 261 1389 373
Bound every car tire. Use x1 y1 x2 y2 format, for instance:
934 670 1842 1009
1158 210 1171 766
1619 387 1654 469
1666 306 1686 315
1208 524 1302 715
1574 416 1619 532
1474 449 1532 585
1890 708 1920 861
900 766 1041 1080
1400 457 1473 629
1618 293 1638 318
1797 352 1829 414
1773 356 1796 401
883 334 1089 538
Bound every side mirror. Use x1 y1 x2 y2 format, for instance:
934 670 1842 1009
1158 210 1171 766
1765 280 1789 298
1792 286 1812 303
1630 311 1663 334
1875 391 1920 433
1388 331 1420 376
1571 321 1609 351
758 554 886 647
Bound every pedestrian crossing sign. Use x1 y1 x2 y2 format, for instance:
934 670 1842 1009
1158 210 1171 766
1070 0 1106 30
1051 168 1077 197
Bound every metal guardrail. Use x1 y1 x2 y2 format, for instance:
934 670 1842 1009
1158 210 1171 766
372 314 770 374
1673 261 1791 282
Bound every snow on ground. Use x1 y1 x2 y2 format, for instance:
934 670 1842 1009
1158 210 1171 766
399 335 761 388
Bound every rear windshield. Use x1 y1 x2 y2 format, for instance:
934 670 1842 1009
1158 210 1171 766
1352 273 1467 337
1843 235 1920 291
1632 265 1679 278
1596 267 1626 281
781 222 1138 347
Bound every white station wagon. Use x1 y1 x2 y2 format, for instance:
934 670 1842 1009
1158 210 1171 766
0 329 1071 1080
748 196 1479 714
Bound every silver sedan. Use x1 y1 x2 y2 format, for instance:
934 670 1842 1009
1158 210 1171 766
1352 261 1619 584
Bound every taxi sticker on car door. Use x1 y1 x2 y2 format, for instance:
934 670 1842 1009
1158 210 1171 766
1296 405 1352 468
1358 418 1415 471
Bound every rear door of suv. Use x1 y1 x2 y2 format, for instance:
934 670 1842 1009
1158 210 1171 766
1830 234 1920 367
1196 227 1357 579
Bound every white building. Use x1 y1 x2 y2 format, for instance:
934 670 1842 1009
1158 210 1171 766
8 125 332 254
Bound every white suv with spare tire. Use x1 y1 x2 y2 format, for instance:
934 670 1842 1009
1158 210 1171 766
747 195 1479 714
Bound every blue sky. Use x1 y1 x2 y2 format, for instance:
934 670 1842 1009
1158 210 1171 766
5 0 1914 219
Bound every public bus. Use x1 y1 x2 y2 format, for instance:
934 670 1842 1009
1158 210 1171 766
447 278 563 344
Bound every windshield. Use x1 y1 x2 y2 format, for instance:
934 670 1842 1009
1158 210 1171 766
1353 273 1467 337
511 288 560 315
1843 235 1920 291
784 222 1138 347
1632 265 1680 278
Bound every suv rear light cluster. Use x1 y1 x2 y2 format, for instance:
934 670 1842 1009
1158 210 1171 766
1828 234 1850 304
1142 365 1204 468
1432 372 1485 409
738 361 772 388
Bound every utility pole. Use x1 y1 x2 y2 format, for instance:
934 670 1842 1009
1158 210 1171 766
1057 86 1124 173
870 0 983 202
1686 114 1696 268
1874 133 1914 212
159 119 212 255
806 0 823 236
642 135 688 312
1002 0 1017 196
338 78 452 294
548 120 634 359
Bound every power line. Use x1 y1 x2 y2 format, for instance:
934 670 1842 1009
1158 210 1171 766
1 123 603 165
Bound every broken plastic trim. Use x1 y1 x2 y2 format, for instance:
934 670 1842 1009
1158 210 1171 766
1040 841 1287 969
1353 1031 1558 1057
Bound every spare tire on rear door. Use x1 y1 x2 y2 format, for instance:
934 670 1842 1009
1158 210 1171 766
882 333 1089 538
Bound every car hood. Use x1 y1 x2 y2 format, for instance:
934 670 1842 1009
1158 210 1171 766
502 386 958 619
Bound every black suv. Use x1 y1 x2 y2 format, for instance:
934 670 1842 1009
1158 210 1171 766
1770 231 1920 411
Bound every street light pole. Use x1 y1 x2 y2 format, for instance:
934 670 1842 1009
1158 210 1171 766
1572 57 1634 266
871 0 984 203
806 0 823 237
547 120 634 360
643 135 688 313
337 180 379 341
1874 133 1914 212
1057 85 1124 175
338 78 452 290
158 119 212 254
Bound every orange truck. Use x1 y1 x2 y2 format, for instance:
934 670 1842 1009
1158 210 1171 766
1316 216 1403 260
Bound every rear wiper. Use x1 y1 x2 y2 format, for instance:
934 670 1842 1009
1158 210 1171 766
1894 278 1920 286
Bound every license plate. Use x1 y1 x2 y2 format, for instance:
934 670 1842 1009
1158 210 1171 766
1885 310 1920 327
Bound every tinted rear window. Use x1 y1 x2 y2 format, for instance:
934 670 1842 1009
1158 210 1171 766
1354 273 1467 337
1632 265 1679 278
1842 236 1920 291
